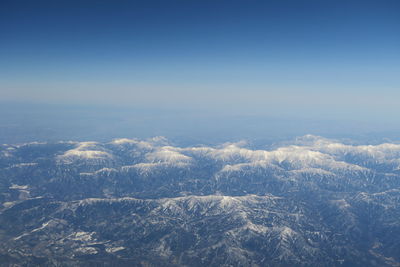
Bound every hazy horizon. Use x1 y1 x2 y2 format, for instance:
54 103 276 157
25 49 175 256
2 0 400 135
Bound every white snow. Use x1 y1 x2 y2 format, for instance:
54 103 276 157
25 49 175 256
57 142 113 163
146 146 192 164
10 163 38 168
106 246 125 253
9 184 29 190
69 231 95 242
75 247 98 255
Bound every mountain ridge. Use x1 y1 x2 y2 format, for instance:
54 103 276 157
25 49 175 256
1 135 400 266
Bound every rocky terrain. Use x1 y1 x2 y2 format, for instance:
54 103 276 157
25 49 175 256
1 135 400 266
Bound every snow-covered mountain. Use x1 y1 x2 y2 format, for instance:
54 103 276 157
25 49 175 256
1 135 400 266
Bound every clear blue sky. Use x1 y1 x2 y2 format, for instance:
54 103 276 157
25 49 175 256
1 0 399 122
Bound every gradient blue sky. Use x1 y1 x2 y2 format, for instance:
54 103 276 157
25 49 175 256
1 0 399 122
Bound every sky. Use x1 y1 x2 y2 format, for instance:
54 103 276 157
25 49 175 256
1 0 400 141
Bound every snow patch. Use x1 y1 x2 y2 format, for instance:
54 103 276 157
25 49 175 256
106 246 126 253
9 184 29 190
58 142 113 163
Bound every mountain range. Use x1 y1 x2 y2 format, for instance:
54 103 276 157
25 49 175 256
1 135 400 266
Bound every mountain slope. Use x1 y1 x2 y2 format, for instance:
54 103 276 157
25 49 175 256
1 135 400 266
